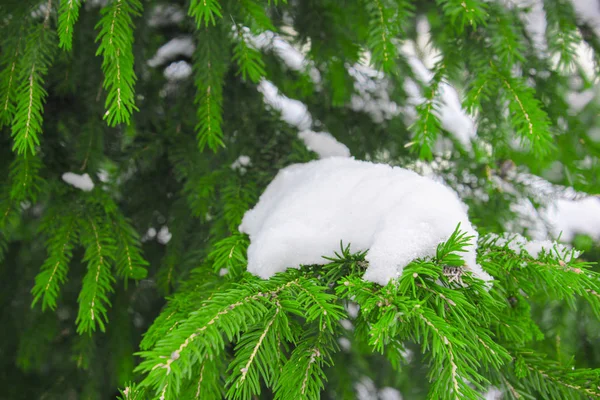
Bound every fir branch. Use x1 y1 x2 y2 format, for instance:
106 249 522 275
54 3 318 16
363 0 413 73
31 210 78 311
437 0 488 32
11 25 56 155
112 213 148 281
409 62 445 159
95 0 142 126
188 0 223 28
0 33 23 127
209 234 249 279
544 0 581 71
136 275 299 398
57 0 82 50
232 25 266 83
497 71 554 157
194 26 228 151
225 302 288 399
75 215 116 333
274 327 336 400
8 154 44 203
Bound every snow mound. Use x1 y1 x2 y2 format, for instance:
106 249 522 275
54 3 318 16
62 172 94 192
239 158 492 285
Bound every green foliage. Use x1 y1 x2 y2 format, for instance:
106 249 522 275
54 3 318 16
11 24 56 155
0 0 599 398
58 0 82 51
95 0 142 126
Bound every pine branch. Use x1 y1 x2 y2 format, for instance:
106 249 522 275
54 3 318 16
57 0 82 50
95 0 142 126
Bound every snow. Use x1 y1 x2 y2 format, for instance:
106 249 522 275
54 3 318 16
239 157 492 285
62 172 94 192
231 155 252 171
379 387 403 400
258 80 312 131
164 61 192 81
157 226 172 245
545 197 600 241
570 0 600 37
258 80 350 159
298 131 351 158
511 0 547 52
483 387 503 400
566 90 595 113
487 233 580 261
147 37 195 68
249 30 321 83
148 4 185 27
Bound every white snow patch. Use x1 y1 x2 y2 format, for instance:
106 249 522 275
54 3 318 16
483 387 503 400
239 158 492 285
148 4 185 27
570 0 600 37
164 61 192 81
566 90 595 113
338 337 352 351
157 226 172 245
545 197 600 241
62 172 94 192
355 377 378 400
142 227 157 242
231 155 252 171
258 80 351 158
250 31 320 83
258 80 312 130
487 233 580 261
346 302 360 319
379 387 403 400
148 37 195 68
298 130 351 158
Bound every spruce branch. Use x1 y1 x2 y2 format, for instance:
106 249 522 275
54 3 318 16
193 26 228 151
0 33 23 128
232 24 266 83
95 0 142 126
11 25 56 155
363 0 413 73
75 215 116 333
188 0 223 28
31 210 78 311
57 0 82 50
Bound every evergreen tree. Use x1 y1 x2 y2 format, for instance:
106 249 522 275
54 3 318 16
0 0 599 399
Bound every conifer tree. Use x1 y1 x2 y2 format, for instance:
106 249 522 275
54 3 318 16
0 0 599 399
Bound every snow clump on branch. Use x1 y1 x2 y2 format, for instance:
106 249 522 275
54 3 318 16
239 157 492 285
